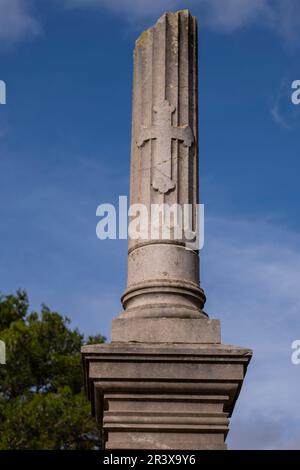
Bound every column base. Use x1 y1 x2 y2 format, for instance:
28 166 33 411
112 316 220 343
81 342 252 450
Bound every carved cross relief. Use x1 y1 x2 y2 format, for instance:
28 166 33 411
137 100 194 194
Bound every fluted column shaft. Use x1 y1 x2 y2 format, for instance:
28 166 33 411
112 11 214 343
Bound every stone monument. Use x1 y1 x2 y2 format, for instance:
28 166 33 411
82 10 252 450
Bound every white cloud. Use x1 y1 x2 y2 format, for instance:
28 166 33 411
63 0 270 30
202 214 300 448
271 0 300 44
63 0 300 42
63 0 181 18
1 0 300 45
196 0 271 32
271 102 289 128
0 0 40 43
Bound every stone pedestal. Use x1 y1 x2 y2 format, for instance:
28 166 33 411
82 10 252 450
82 343 251 450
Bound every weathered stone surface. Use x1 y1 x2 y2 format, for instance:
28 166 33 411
111 317 220 343
82 343 252 450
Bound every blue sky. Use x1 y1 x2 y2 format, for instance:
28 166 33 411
0 0 300 449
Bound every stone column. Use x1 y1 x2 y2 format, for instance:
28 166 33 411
112 10 219 344
82 10 252 451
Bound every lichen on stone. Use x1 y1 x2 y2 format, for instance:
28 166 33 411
136 28 151 48
176 9 189 15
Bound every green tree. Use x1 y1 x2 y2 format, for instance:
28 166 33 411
0 290 105 449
